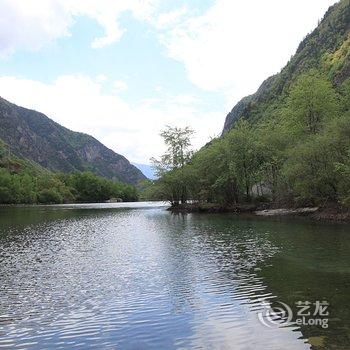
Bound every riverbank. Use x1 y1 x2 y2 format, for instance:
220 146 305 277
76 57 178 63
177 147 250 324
168 203 350 222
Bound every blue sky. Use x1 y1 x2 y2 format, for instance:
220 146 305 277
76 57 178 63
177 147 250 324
0 0 337 163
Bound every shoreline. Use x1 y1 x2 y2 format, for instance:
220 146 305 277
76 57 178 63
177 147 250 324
168 203 350 223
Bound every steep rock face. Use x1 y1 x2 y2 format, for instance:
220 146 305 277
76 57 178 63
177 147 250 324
223 0 350 133
0 97 146 185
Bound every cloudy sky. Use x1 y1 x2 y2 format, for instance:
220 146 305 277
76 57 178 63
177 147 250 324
0 0 337 163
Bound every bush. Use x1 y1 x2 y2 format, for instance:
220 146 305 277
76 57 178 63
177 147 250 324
37 189 63 204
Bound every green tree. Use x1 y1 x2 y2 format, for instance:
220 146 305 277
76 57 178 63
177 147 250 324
151 126 195 205
151 126 194 176
287 70 340 135
38 188 64 204
192 138 239 204
224 120 262 201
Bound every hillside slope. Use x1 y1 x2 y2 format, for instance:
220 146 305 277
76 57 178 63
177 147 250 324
0 97 145 185
223 0 350 133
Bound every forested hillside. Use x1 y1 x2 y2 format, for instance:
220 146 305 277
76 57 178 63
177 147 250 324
0 97 145 185
223 0 350 132
149 0 350 211
0 140 137 204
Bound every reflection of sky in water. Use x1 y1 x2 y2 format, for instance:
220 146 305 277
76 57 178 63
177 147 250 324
0 204 348 349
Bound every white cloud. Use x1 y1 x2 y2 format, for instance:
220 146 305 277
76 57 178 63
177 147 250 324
154 85 163 93
0 0 338 104
0 0 160 55
113 80 128 92
155 5 188 29
96 74 108 83
0 75 222 163
0 0 72 56
157 0 338 103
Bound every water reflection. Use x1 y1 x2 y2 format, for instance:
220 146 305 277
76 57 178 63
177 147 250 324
0 204 349 349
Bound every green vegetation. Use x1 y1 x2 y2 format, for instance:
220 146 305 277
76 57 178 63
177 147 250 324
150 126 194 206
59 172 138 203
0 145 138 204
149 71 350 209
0 96 145 186
149 0 350 211
223 0 350 132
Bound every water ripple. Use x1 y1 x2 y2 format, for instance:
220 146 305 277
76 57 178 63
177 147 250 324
0 205 321 349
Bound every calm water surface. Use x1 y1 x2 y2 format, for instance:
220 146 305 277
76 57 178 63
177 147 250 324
0 202 349 349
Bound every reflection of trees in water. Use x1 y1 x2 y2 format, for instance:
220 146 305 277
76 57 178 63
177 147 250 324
156 213 350 349
153 213 309 349
1 208 349 349
254 219 350 350
156 212 275 310
187 215 284 321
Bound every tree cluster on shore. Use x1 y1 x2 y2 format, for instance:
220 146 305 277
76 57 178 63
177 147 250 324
146 70 350 208
0 165 138 204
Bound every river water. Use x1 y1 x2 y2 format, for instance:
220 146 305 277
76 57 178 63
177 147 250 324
0 202 349 349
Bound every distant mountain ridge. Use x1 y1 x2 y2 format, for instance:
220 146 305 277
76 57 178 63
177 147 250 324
0 96 145 185
132 163 157 180
223 0 350 133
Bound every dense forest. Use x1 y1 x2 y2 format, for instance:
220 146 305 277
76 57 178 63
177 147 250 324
145 0 350 211
147 70 350 209
0 143 138 204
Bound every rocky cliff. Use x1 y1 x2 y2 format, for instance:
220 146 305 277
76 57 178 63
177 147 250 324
0 97 146 185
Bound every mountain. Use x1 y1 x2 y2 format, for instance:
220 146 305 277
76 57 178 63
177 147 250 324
0 97 146 185
132 163 157 180
223 0 350 133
